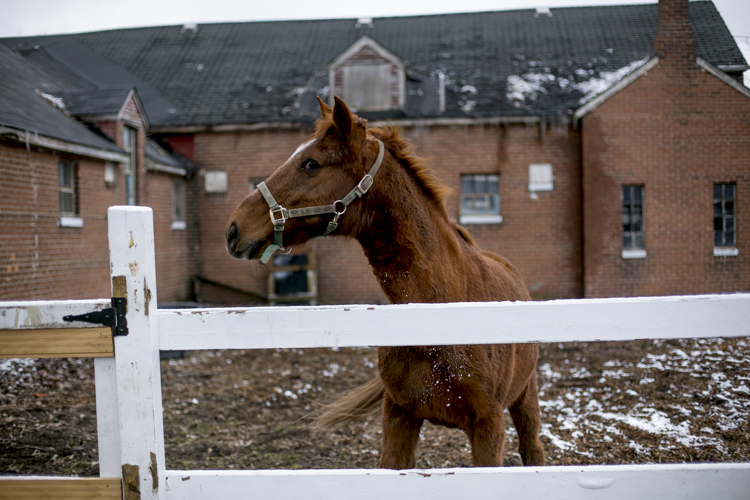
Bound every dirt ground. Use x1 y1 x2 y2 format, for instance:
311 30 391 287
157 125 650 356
1 337 749 475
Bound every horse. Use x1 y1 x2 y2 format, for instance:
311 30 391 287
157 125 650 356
226 96 545 469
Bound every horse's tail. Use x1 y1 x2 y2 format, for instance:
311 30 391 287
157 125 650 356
310 375 385 431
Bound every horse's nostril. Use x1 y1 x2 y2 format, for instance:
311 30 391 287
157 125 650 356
227 223 238 251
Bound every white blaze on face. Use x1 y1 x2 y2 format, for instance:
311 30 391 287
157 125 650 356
288 139 316 163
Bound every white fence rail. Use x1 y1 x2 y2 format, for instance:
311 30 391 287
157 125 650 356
158 294 750 351
1 206 749 500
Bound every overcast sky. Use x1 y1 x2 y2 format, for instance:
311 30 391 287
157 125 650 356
2 0 748 78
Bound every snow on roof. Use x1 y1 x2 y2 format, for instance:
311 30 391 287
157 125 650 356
574 57 651 105
505 57 651 110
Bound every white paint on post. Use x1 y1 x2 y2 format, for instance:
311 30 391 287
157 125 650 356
108 206 165 499
95 357 121 478
163 463 750 500
157 294 750 351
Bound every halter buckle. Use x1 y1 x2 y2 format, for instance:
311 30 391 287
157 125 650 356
269 206 287 225
356 174 374 196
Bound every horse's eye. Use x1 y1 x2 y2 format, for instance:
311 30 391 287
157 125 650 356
301 159 321 172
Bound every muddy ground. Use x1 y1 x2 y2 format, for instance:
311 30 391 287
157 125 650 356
1 337 749 475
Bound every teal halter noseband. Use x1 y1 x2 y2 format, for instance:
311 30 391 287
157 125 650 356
256 139 385 264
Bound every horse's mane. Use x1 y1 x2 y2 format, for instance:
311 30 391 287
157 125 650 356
315 117 477 248
368 126 453 211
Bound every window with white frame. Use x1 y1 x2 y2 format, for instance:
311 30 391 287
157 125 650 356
622 185 646 259
171 179 186 230
460 174 502 224
58 160 83 228
123 125 137 205
529 163 553 192
714 183 738 256
59 160 76 215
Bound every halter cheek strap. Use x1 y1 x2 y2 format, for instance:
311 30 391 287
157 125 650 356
257 139 385 264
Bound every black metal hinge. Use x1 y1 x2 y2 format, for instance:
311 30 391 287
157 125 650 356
63 297 128 336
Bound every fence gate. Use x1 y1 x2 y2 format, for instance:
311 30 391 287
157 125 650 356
1 205 749 499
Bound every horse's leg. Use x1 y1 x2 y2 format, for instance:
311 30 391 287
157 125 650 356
508 372 546 466
466 405 506 467
379 393 422 469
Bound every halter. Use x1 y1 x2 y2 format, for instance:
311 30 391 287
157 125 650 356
256 139 385 264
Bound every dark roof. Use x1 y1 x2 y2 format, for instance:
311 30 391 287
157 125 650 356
0 43 124 153
145 138 196 175
0 36 177 124
60 88 133 117
1 1 745 126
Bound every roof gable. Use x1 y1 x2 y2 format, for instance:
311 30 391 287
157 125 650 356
329 36 404 70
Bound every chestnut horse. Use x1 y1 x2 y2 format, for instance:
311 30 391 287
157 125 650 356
226 96 545 469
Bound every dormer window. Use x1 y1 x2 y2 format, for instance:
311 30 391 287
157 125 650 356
329 36 405 112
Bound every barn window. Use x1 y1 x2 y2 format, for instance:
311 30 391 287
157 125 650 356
123 125 137 205
621 185 646 259
713 183 738 256
268 253 317 305
341 64 393 112
57 160 83 227
329 36 405 113
460 174 502 224
171 179 186 230
529 163 553 192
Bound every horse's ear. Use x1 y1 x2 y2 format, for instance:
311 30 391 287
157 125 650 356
317 96 332 118
332 96 354 139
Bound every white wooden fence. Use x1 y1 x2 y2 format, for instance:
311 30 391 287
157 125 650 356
1 206 749 499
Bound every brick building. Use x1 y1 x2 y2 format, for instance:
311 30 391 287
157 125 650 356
1 0 748 304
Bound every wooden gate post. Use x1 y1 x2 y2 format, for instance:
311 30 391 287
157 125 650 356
105 206 166 500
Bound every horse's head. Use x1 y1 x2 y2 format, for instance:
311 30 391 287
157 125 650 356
226 96 383 263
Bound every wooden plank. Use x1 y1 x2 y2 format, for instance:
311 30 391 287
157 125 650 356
0 300 111 330
0 477 122 500
0 327 113 358
164 463 750 500
157 293 750 351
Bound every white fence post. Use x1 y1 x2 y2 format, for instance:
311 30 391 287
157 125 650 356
107 206 166 499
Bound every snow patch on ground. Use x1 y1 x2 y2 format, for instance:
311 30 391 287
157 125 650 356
538 337 750 460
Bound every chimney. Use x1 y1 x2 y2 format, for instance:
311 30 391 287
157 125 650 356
652 0 696 65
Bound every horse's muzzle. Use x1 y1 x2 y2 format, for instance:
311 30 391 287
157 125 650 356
226 223 266 260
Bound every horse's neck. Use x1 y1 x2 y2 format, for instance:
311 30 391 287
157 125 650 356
356 163 465 304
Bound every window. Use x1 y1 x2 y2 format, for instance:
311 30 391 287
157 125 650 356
460 174 502 224
714 183 738 256
123 126 137 205
329 37 406 113
267 253 317 305
622 185 645 259
58 160 83 228
529 163 553 192
171 179 186 230
59 160 76 215
342 64 392 112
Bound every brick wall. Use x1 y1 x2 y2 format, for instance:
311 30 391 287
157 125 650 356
1 142 112 299
192 121 583 305
582 62 750 297
0 138 196 303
